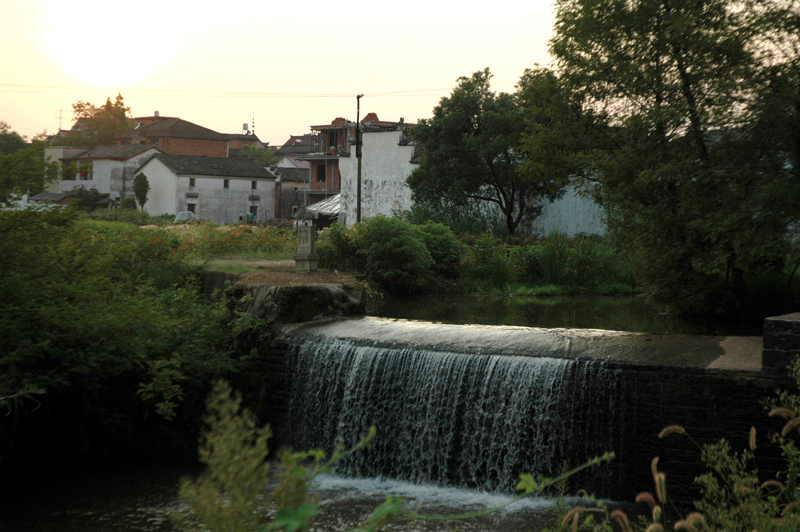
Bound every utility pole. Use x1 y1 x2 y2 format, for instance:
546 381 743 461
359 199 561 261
356 94 364 223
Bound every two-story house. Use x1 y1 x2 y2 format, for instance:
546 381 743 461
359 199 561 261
114 113 262 156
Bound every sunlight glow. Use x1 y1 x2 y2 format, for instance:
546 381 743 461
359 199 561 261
40 1 190 87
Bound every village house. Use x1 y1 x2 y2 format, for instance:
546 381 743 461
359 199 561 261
114 113 263 156
57 144 165 201
133 153 276 224
337 116 417 225
296 117 351 206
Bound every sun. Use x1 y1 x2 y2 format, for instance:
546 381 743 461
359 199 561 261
40 0 182 88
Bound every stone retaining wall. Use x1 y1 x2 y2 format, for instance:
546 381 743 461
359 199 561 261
763 312 800 372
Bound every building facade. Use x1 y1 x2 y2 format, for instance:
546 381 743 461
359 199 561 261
134 154 276 224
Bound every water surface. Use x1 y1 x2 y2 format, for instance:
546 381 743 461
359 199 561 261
370 294 762 336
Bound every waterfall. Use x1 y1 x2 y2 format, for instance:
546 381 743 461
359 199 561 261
280 335 625 495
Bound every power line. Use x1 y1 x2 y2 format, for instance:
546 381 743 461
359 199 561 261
0 81 518 99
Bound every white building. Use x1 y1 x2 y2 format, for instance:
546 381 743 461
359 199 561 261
338 122 417 226
133 154 276 223
58 144 165 200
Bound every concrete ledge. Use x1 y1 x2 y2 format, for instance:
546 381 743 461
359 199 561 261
763 312 800 373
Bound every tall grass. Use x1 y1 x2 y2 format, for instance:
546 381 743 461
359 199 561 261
175 225 296 259
509 230 634 290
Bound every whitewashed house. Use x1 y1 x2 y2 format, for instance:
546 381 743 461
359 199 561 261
58 144 165 201
133 154 276 223
337 121 417 226
334 115 605 235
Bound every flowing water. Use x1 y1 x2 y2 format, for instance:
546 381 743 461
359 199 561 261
281 336 625 496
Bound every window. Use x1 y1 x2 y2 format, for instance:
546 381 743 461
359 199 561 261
151 138 159 145
223 179 229 189
249 205 258 218
187 203 196 214
316 165 326 182
251 180 257 190
189 178 196 187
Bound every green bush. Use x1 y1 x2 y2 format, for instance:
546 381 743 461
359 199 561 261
0 208 233 463
350 216 434 295
463 235 514 289
317 223 359 271
399 198 507 236
416 222 464 279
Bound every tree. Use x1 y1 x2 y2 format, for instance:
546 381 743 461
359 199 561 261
0 122 27 156
0 124 54 204
550 0 800 316
133 173 150 212
408 69 565 236
237 144 278 166
61 93 134 148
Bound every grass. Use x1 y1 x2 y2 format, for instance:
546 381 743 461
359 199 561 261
191 260 267 274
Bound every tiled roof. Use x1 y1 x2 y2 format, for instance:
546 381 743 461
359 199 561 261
276 167 310 183
149 154 274 178
115 118 228 141
225 133 263 143
69 144 164 160
278 134 315 154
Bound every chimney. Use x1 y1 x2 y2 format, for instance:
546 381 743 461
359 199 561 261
154 111 160 117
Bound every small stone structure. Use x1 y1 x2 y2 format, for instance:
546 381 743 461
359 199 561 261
763 312 800 372
294 221 319 272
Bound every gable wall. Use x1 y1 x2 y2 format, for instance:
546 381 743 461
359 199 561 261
338 130 416 225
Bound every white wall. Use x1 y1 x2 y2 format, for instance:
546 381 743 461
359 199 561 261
178 176 275 224
529 186 606 237
136 158 276 223
139 158 179 216
338 129 416 226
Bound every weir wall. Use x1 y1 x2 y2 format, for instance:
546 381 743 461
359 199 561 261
215 273 799 505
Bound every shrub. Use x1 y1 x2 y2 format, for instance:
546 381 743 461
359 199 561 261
399 198 507 236
463 234 513 289
350 216 434 295
0 208 233 462
316 223 359 271
416 222 464 279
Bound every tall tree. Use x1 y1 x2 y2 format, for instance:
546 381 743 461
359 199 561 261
408 69 565 235
133 173 150 212
0 124 54 204
551 0 800 316
237 144 278 166
0 122 27 156
61 93 134 148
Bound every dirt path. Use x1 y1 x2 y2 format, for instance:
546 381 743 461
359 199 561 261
228 261 361 287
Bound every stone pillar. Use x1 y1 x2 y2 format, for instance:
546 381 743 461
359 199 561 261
294 222 318 272
763 312 800 373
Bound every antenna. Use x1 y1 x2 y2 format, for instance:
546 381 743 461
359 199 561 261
55 109 65 130
252 112 255 137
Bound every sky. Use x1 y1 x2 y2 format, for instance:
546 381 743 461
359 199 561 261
0 0 556 147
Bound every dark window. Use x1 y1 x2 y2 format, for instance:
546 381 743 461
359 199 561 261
187 203 196 214
224 179 229 189
251 181 257 190
316 165 326 182
189 178 196 187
